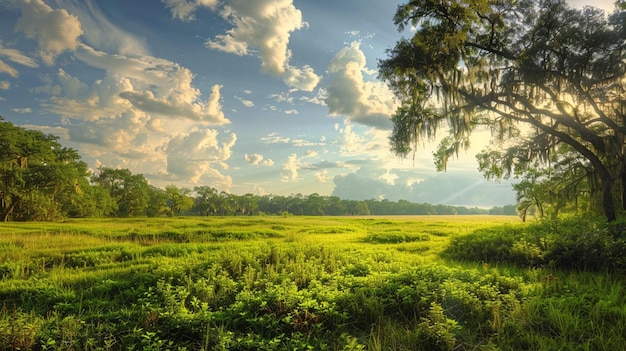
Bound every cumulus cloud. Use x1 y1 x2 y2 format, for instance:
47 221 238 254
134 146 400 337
165 128 237 183
50 45 230 125
236 95 254 107
5 0 236 191
32 45 231 187
282 65 320 92
315 169 330 183
325 41 396 130
281 153 300 182
41 69 133 121
204 0 320 91
119 83 227 124
14 0 83 65
244 153 274 166
162 0 218 21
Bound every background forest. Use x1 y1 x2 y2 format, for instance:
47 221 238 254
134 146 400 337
0 119 518 222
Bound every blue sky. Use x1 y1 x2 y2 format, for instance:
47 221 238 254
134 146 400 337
0 0 616 207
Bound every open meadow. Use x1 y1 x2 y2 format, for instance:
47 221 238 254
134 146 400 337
0 215 625 350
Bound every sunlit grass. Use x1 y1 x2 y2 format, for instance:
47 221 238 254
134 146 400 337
1 215 624 350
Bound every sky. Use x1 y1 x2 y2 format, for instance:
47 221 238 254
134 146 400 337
0 0 617 208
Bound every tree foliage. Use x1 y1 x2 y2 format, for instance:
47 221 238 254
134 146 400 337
0 119 90 221
91 167 149 217
379 0 626 221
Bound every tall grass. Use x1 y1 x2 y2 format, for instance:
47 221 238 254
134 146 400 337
0 216 624 350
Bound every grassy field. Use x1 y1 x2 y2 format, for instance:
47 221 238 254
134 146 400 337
0 215 624 350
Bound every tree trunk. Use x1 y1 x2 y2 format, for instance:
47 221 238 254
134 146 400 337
600 173 617 222
1 201 16 222
621 169 626 214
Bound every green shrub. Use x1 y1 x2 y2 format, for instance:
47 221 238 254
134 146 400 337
364 231 430 244
443 217 626 271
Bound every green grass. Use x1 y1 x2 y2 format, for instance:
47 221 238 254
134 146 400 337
0 215 624 350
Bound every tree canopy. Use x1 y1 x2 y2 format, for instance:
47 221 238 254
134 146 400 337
0 119 92 221
379 0 626 221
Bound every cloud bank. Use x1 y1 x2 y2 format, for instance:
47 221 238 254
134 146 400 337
332 168 515 207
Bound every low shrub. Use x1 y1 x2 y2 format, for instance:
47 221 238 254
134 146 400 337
443 216 626 271
364 231 430 244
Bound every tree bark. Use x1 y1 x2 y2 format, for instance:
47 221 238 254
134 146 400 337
601 175 617 222
621 169 626 213
1 201 16 222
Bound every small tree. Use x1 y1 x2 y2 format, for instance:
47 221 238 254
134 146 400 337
164 185 193 216
91 167 149 217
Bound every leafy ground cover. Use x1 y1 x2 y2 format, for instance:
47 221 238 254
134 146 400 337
0 215 624 350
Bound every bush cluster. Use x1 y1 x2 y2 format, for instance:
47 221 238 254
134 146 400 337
443 216 626 271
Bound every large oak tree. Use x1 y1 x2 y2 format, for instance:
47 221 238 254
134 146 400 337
379 0 625 221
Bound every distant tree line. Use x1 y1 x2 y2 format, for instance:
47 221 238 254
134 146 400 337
0 118 516 221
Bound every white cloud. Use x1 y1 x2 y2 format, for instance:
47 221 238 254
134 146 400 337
325 41 396 130
14 0 83 65
282 65 320 92
40 69 133 121
59 110 236 190
315 169 330 183
11 107 32 113
245 153 264 165
66 113 146 150
269 91 294 104
0 81 9 90
338 123 368 156
262 132 290 144
58 45 230 125
0 41 39 77
568 0 615 13
379 169 398 185
335 122 419 171
119 83 227 124
0 60 18 77
303 150 318 158
205 0 320 91
21 39 233 188
245 153 274 166
165 128 237 183
20 124 69 139
237 96 254 107
281 153 300 182
162 0 218 21
54 0 149 56
332 168 515 206
284 109 298 115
